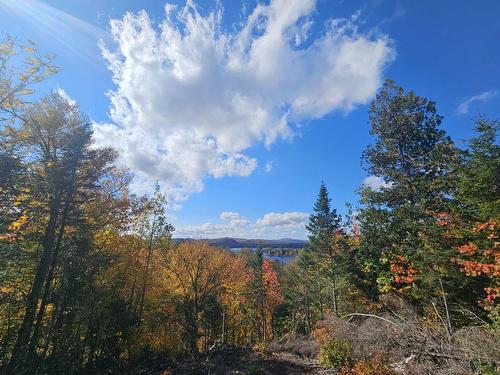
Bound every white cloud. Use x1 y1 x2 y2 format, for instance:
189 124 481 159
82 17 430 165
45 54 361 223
176 210 309 238
264 161 274 173
256 211 309 228
220 211 250 227
456 90 497 114
94 0 394 202
363 175 393 191
55 88 76 106
220 211 241 221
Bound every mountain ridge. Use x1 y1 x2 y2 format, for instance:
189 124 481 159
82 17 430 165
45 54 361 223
172 237 307 249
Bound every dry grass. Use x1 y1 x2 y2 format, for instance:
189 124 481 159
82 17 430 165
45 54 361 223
312 295 500 374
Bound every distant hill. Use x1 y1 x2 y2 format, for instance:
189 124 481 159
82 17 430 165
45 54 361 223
173 237 307 249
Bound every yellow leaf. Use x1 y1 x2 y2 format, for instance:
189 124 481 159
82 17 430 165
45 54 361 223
20 45 35 53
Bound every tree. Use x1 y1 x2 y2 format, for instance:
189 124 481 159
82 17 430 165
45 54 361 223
261 259 283 340
451 118 500 324
306 182 341 257
6 92 93 371
165 241 230 353
305 182 342 314
356 80 457 306
134 183 174 325
0 36 58 123
0 41 58 368
1 91 131 372
454 118 499 222
251 246 266 342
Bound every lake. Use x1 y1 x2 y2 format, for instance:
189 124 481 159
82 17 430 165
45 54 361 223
230 247 297 264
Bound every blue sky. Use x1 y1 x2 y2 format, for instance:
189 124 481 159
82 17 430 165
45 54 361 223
1 0 499 239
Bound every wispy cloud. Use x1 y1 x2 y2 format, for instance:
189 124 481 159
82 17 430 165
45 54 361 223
456 90 497 114
381 4 406 24
264 161 274 173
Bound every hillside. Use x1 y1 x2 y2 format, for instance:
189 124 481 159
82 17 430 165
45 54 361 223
173 237 308 249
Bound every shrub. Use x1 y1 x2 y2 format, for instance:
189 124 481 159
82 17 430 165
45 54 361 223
319 337 353 369
252 341 266 354
340 358 396 375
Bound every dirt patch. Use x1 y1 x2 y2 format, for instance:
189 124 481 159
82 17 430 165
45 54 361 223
166 345 324 375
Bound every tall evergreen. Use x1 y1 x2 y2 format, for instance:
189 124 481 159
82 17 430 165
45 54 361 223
306 182 341 256
455 117 500 221
356 79 457 303
303 183 343 314
451 118 500 323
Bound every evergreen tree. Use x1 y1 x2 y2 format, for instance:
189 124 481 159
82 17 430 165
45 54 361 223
356 80 457 305
304 183 342 314
455 117 500 221
306 182 341 257
451 118 500 323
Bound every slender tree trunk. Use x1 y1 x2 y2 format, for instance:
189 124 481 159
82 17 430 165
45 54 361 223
29 186 73 354
137 213 156 325
304 285 311 334
0 305 12 373
9 195 61 370
332 274 338 316
37 288 61 375
260 292 265 342
221 308 226 343
49 278 70 359
185 302 199 353
330 256 338 316
439 276 452 336
127 244 142 307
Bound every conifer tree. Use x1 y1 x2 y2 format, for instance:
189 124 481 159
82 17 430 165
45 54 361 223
356 79 457 304
304 183 342 314
306 182 341 257
451 118 500 323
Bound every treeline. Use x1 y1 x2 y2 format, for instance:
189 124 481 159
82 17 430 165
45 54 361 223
284 81 499 332
0 39 498 374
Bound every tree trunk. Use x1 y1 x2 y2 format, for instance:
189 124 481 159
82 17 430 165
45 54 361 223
137 213 157 325
9 195 61 370
0 305 12 373
439 276 452 337
332 274 338 316
221 308 226 343
29 185 73 354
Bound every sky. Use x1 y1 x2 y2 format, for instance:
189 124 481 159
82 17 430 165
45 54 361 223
1 0 499 239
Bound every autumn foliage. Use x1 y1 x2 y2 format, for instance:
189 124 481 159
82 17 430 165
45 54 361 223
1 40 499 374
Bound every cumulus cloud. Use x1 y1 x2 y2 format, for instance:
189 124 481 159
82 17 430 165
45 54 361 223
456 90 497 114
94 0 394 201
220 211 250 227
363 175 393 191
176 210 309 238
256 212 309 228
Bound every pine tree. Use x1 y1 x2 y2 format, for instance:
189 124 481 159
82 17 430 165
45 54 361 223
306 182 341 257
451 118 500 323
356 79 457 304
455 117 500 221
304 183 342 314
